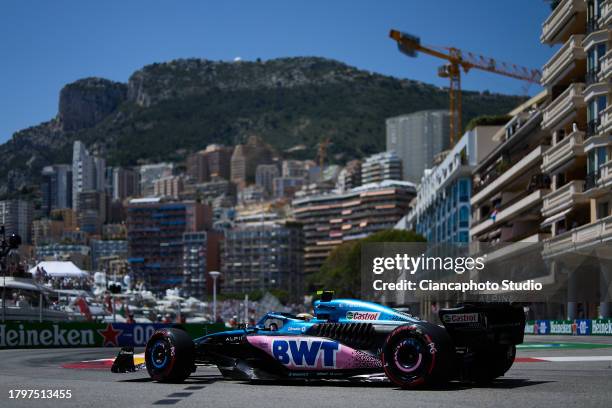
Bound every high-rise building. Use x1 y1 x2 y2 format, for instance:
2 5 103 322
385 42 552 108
292 180 416 276
336 160 362 192
231 136 275 187
154 175 184 198
77 190 107 235
470 93 549 244
538 0 612 319
386 110 451 183
222 219 303 300
127 198 210 292
180 230 222 299
405 126 500 243
41 164 72 215
361 152 402 184
255 164 280 196
0 200 33 244
187 145 233 183
112 167 139 201
182 231 207 298
186 151 209 183
72 141 105 210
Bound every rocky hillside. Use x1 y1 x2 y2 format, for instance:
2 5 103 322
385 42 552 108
0 57 526 198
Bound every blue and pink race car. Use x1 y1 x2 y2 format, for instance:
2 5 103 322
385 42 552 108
112 292 525 388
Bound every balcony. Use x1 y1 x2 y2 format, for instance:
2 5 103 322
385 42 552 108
541 130 585 173
541 83 586 131
602 0 612 26
601 104 612 134
600 49 612 82
472 145 547 205
541 35 585 88
542 180 588 218
541 0 587 44
598 159 612 188
470 189 547 237
543 214 612 257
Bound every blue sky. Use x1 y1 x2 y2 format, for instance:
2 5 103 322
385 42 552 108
0 0 554 142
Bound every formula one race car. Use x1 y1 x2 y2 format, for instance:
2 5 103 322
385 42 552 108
112 293 525 388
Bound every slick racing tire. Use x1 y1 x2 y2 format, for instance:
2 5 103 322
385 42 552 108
381 323 454 389
145 328 195 383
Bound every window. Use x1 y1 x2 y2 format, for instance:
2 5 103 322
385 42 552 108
597 146 608 169
597 95 607 115
459 207 469 228
588 150 597 174
459 179 470 202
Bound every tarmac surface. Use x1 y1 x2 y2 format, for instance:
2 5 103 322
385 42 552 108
0 335 611 408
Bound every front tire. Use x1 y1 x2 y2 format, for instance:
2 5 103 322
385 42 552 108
381 323 454 388
145 328 195 383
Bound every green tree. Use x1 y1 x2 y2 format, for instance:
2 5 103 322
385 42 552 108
309 229 426 297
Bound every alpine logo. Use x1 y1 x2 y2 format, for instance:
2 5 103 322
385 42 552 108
442 313 479 324
272 339 340 368
345 311 380 321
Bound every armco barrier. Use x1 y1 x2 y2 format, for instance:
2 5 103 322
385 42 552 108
0 322 227 348
525 319 612 336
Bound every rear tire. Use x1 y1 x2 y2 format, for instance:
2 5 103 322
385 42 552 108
381 323 454 388
145 328 195 383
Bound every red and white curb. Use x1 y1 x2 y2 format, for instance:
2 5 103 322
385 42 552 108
515 356 612 363
62 353 145 370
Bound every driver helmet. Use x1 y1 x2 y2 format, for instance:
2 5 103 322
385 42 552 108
296 313 314 321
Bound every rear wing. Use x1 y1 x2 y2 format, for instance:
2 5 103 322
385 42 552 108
438 303 525 347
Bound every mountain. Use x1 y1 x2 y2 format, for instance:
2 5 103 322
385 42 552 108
0 57 526 198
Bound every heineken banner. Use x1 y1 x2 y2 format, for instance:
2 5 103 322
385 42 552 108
0 322 227 348
525 319 612 336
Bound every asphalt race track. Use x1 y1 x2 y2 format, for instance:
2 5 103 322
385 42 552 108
0 335 611 408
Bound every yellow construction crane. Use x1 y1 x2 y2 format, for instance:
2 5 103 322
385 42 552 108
389 30 542 146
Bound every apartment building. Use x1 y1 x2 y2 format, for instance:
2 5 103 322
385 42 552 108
154 175 184 198
72 141 105 211
386 110 451 183
126 198 210 293
361 151 403 184
409 125 500 243
41 164 72 215
539 0 612 319
221 219 303 300
471 93 550 244
112 167 139 201
187 144 233 183
77 190 107 235
292 180 416 276
0 200 33 244
336 160 362 192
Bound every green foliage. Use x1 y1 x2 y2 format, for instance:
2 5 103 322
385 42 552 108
465 114 511 132
309 229 426 298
